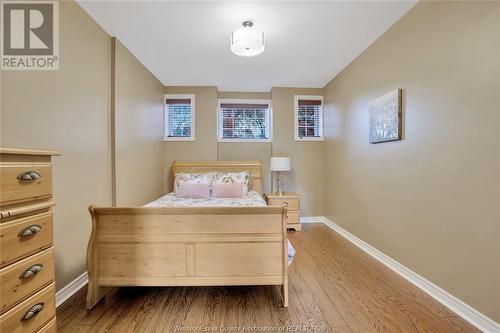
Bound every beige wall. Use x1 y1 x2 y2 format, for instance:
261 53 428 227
164 88 325 213
115 40 164 205
217 142 272 193
3 2 495 322
1 2 165 290
0 1 112 289
323 1 500 322
272 87 325 216
217 91 273 193
163 86 219 191
163 87 273 193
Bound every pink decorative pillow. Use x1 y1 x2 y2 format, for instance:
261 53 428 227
212 183 244 198
176 183 210 199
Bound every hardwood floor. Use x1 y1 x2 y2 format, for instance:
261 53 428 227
57 223 479 333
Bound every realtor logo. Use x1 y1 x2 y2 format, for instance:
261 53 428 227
1 1 59 70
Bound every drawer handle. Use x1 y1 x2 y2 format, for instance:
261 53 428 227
17 171 41 181
20 264 44 279
18 224 42 237
21 303 44 321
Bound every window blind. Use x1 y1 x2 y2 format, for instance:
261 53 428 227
219 103 270 140
166 99 192 138
297 99 322 138
166 98 191 105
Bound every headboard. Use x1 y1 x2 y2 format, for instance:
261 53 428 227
171 161 263 194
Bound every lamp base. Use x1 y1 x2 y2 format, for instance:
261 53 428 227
275 172 283 196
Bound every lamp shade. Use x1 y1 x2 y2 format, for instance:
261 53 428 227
270 157 291 171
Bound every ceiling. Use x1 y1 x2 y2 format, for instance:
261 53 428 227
77 1 416 92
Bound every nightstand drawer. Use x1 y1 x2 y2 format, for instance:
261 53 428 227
265 192 301 231
287 211 300 225
268 198 299 211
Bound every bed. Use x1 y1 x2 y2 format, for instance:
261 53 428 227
85 161 290 309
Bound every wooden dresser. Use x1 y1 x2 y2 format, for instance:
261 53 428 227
0 148 59 333
265 192 301 231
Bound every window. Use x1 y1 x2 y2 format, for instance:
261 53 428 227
218 99 272 142
294 95 324 141
164 94 195 141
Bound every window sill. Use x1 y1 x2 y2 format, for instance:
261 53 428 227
295 137 324 142
218 138 272 143
163 137 195 142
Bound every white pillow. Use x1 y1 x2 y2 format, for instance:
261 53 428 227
212 171 250 196
174 173 214 195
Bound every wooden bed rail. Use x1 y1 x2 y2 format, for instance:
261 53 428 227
90 206 282 215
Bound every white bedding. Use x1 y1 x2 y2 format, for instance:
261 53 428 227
143 191 296 265
144 190 267 208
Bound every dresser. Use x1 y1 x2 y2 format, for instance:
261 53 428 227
264 192 301 231
0 148 59 333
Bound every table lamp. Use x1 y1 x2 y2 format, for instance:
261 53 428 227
270 157 291 196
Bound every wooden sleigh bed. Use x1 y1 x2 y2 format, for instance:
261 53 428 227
86 161 289 309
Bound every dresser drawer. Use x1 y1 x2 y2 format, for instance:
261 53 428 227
268 197 299 211
0 212 53 267
0 164 53 206
0 248 55 314
37 317 56 333
0 282 55 333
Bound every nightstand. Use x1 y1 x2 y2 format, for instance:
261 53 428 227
264 192 301 231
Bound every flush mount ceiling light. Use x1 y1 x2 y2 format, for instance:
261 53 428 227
230 20 265 57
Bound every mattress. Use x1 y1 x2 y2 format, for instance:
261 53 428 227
143 191 296 265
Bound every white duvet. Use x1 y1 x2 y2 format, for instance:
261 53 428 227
144 190 267 208
144 191 296 265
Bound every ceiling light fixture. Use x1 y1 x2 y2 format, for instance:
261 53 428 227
230 20 265 57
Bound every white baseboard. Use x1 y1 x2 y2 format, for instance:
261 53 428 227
300 216 327 224
56 272 88 308
304 216 499 333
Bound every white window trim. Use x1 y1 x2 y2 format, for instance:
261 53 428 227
217 99 273 143
164 94 195 141
294 95 324 141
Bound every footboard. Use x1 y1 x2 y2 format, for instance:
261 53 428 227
86 205 288 309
